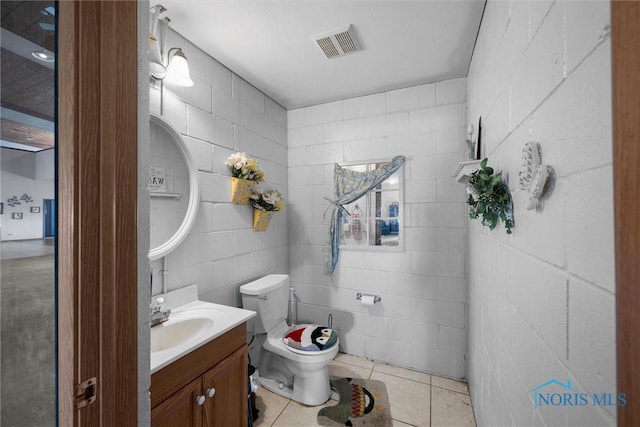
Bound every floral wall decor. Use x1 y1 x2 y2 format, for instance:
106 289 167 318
250 189 284 212
467 158 514 234
225 152 264 204
225 152 264 182
20 193 33 203
250 188 284 232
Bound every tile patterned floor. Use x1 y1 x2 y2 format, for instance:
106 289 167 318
253 353 476 427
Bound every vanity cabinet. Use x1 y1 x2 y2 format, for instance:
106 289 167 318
151 378 202 427
202 348 247 427
151 324 248 427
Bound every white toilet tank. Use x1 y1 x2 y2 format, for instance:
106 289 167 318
240 274 289 333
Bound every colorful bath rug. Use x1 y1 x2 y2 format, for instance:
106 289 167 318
317 377 392 426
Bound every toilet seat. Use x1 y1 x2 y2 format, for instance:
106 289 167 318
284 342 338 356
282 323 339 354
264 322 339 362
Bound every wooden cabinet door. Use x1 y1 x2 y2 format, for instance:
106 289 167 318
202 346 248 427
151 377 203 427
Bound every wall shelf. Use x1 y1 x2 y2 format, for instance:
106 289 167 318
150 192 181 199
452 160 482 184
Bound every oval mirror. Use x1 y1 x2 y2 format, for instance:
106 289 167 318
149 113 200 261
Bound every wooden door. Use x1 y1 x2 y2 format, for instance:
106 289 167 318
151 378 203 427
58 1 138 426
612 1 640 424
202 346 248 427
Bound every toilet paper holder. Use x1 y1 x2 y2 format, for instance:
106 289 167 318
356 292 381 303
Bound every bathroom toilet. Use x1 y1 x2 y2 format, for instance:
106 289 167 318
240 274 339 406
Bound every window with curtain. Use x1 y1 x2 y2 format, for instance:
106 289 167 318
340 162 403 249
324 156 405 274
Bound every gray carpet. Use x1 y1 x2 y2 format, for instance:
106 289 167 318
1 254 56 427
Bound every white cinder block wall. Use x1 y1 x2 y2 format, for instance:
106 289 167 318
287 79 469 378
466 1 615 426
149 28 288 307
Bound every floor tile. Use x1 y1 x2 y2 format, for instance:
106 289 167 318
431 387 476 427
272 399 336 427
392 420 416 427
371 371 430 427
374 363 431 385
329 360 373 379
431 376 469 394
334 352 375 370
251 353 476 427
254 386 290 427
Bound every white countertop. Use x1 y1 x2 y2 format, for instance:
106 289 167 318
150 285 255 374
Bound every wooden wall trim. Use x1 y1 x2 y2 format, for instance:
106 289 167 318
58 1 138 426
612 1 640 425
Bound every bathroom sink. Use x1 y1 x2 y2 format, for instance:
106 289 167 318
151 316 215 353
151 308 222 354
149 294 255 374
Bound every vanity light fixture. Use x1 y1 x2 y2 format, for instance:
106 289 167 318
149 4 194 87
163 48 194 87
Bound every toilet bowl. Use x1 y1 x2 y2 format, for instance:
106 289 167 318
240 275 339 406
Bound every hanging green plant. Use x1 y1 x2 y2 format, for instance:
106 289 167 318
467 158 514 234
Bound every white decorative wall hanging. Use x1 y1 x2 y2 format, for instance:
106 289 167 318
517 142 552 210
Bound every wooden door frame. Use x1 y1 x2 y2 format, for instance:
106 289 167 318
58 1 138 425
612 1 640 425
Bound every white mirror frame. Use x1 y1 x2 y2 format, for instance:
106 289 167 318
149 113 200 261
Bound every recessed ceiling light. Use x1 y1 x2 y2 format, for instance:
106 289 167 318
32 49 55 63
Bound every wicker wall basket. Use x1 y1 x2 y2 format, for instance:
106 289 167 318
231 177 256 204
253 210 274 232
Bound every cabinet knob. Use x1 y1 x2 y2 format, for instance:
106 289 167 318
196 395 206 406
207 388 216 398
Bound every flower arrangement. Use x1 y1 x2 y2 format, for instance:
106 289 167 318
250 189 284 212
225 152 264 182
467 158 514 234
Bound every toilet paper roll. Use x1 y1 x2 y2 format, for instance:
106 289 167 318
361 295 376 306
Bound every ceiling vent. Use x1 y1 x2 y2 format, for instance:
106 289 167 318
312 25 361 59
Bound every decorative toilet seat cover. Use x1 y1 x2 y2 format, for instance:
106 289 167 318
283 324 338 352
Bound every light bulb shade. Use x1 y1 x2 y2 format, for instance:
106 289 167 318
164 49 194 87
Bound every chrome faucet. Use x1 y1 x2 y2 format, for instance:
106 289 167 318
150 297 171 327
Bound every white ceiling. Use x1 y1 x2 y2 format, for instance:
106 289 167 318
162 1 485 110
